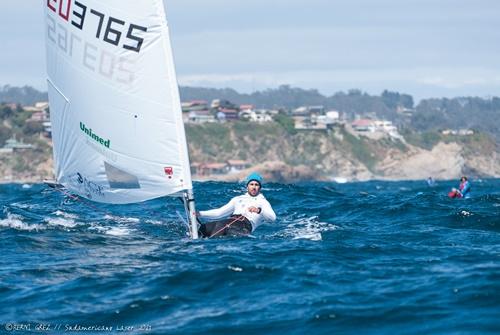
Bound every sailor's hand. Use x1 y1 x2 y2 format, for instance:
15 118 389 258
248 206 261 214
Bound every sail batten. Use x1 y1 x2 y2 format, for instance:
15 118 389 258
44 0 193 204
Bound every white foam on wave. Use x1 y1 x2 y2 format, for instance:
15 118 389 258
104 214 140 224
105 226 132 236
145 219 163 225
11 202 33 209
282 215 339 241
87 222 134 236
45 217 78 228
295 232 323 241
0 213 45 231
53 210 79 220
88 223 107 233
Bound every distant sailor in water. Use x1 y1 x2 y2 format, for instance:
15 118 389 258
427 176 436 187
197 172 276 237
449 176 471 199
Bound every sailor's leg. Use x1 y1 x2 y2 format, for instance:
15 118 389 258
198 223 209 237
226 220 252 236
199 219 230 238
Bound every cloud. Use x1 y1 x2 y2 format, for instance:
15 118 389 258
2 0 500 100
416 69 500 89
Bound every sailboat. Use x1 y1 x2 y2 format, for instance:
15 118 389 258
44 0 199 238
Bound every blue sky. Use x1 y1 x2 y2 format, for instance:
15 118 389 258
1 0 500 100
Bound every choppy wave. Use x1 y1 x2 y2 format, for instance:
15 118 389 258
0 180 499 334
0 213 45 231
279 215 339 241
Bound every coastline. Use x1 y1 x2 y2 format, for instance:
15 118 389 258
1 126 499 184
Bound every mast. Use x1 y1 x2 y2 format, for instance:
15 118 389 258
184 189 199 239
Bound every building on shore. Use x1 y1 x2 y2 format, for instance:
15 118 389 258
0 137 34 154
191 160 252 176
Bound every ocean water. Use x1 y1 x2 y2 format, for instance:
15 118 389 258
0 179 499 335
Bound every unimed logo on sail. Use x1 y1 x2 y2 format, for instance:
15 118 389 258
80 122 110 148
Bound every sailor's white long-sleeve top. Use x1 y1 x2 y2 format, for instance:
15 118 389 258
199 193 276 231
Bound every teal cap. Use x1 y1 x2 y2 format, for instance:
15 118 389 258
246 172 263 186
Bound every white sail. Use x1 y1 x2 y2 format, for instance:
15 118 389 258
44 0 192 204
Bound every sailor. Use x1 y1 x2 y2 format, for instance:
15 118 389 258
197 172 276 237
427 176 436 187
449 176 471 199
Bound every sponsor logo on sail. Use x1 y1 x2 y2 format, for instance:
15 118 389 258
80 122 110 148
72 172 105 199
164 167 174 179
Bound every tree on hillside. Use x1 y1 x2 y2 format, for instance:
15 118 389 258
0 85 47 106
411 99 448 130
411 97 500 140
0 105 14 119
0 126 11 146
24 121 45 135
327 90 397 121
381 90 414 109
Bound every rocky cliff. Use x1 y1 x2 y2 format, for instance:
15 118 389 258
186 122 500 182
1 123 499 183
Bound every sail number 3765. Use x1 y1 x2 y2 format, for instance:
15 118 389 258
47 0 148 53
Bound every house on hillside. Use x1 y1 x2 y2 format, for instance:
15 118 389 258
27 110 50 122
239 104 254 112
351 119 376 132
397 106 415 117
458 129 474 136
188 110 216 124
373 120 397 133
292 106 332 130
292 106 309 116
21 102 52 136
325 110 340 121
23 102 49 113
294 116 327 130
216 111 226 123
190 162 202 175
239 109 273 123
1 137 34 153
43 121 52 137
252 110 273 122
226 160 251 173
352 119 402 139
308 106 325 115
35 102 49 110
198 163 228 175
442 129 474 136
182 100 209 113
314 110 341 127
211 99 239 110
218 108 239 121
23 106 41 112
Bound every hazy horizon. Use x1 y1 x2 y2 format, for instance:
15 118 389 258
1 0 500 101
